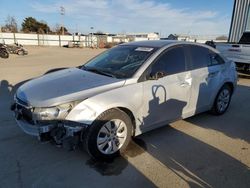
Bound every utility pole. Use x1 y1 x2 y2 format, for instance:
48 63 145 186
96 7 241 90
90 26 94 48
60 6 65 35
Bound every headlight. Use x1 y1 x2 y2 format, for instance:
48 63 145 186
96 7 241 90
33 102 79 121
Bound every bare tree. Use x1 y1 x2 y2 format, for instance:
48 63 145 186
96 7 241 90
2 16 18 33
54 23 69 35
53 24 61 34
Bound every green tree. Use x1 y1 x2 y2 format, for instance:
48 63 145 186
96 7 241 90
21 17 51 33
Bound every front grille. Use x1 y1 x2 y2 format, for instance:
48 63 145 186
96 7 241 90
16 103 34 125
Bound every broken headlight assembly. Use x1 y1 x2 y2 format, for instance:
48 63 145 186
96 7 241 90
32 102 79 121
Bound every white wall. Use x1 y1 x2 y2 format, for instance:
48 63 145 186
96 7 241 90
16 33 38 45
0 32 162 46
1 33 16 44
0 32 97 47
134 37 149 41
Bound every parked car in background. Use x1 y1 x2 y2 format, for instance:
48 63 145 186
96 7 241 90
12 40 237 160
207 32 250 73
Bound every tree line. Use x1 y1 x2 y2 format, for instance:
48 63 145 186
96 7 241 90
1 16 69 35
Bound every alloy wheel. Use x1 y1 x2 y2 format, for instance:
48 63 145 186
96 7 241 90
97 119 127 154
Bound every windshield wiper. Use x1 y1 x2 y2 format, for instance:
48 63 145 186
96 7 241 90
82 66 116 78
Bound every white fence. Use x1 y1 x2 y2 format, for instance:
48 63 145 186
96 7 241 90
0 32 98 47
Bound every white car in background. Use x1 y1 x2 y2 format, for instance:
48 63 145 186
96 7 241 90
12 40 237 160
208 32 250 73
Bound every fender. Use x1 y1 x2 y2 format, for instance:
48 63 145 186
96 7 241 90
65 81 144 129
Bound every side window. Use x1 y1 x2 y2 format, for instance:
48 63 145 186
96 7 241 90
188 45 210 70
151 46 186 76
209 52 225 66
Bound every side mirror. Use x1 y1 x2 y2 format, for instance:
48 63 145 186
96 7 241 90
147 71 166 80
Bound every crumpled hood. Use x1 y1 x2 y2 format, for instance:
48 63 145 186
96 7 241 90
16 68 125 107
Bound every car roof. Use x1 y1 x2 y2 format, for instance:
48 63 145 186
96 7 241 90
119 40 178 48
119 40 220 53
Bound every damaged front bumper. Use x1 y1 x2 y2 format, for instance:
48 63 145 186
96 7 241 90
15 118 54 137
11 102 88 143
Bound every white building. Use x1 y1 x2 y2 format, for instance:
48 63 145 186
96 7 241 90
126 32 160 41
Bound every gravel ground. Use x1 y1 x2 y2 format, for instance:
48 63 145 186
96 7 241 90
0 46 249 188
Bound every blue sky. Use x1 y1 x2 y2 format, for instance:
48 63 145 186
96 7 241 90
0 0 234 36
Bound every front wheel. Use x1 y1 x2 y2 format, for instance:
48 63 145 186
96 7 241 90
210 85 232 115
84 108 133 160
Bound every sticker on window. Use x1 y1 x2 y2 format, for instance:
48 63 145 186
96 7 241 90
135 47 154 52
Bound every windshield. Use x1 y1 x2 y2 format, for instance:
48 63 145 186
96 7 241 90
82 45 157 78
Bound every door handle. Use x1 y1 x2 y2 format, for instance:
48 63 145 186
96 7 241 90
180 82 189 87
185 77 192 85
208 71 219 78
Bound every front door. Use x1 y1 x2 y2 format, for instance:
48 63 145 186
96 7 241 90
140 46 192 130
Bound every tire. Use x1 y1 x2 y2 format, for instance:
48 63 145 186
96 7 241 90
210 84 232 115
17 50 24 55
84 108 133 160
0 49 9 59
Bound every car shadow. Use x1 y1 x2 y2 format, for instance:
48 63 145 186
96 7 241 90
0 79 30 117
84 137 149 177
134 124 250 188
0 80 18 120
77 81 250 188
129 82 250 187
186 84 250 143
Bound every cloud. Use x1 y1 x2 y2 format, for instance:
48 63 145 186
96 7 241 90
30 0 231 35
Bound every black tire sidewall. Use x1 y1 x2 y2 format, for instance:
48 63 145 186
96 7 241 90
0 50 9 58
84 108 133 160
3 51 9 58
212 85 232 115
18 50 24 55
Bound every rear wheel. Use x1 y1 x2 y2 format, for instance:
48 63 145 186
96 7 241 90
17 50 24 55
210 84 232 115
0 49 9 58
84 108 132 160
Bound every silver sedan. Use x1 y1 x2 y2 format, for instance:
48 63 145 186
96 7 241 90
12 40 237 160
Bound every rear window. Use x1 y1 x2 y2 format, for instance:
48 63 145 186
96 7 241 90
187 45 210 70
208 52 225 66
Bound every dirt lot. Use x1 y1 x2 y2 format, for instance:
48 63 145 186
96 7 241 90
0 46 249 188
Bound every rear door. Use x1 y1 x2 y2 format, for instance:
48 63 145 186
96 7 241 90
185 45 224 113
